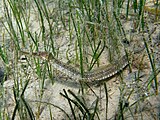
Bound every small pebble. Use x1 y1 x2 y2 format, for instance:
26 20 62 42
0 67 5 83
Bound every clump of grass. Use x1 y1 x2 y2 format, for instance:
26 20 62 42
1 0 55 119
60 89 100 119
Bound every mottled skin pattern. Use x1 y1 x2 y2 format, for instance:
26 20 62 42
20 50 139 85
